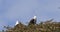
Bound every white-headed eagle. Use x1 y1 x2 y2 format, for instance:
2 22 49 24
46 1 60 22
29 16 37 25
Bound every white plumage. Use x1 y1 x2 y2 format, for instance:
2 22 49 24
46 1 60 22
15 20 19 25
33 16 37 19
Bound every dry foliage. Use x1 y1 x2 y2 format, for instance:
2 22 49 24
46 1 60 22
3 19 60 32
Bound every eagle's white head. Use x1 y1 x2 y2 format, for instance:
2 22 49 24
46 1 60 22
15 20 19 25
33 16 37 19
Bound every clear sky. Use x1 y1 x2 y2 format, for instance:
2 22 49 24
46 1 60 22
0 0 60 30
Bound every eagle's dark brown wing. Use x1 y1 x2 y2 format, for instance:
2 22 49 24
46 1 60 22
29 19 36 25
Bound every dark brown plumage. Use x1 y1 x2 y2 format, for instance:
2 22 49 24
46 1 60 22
28 16 37 25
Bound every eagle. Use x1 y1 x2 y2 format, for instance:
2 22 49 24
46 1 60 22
29 16 37 25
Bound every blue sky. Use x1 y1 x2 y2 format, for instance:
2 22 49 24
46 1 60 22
0 0 60 30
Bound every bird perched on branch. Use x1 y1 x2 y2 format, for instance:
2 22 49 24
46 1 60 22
28 16 37 25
